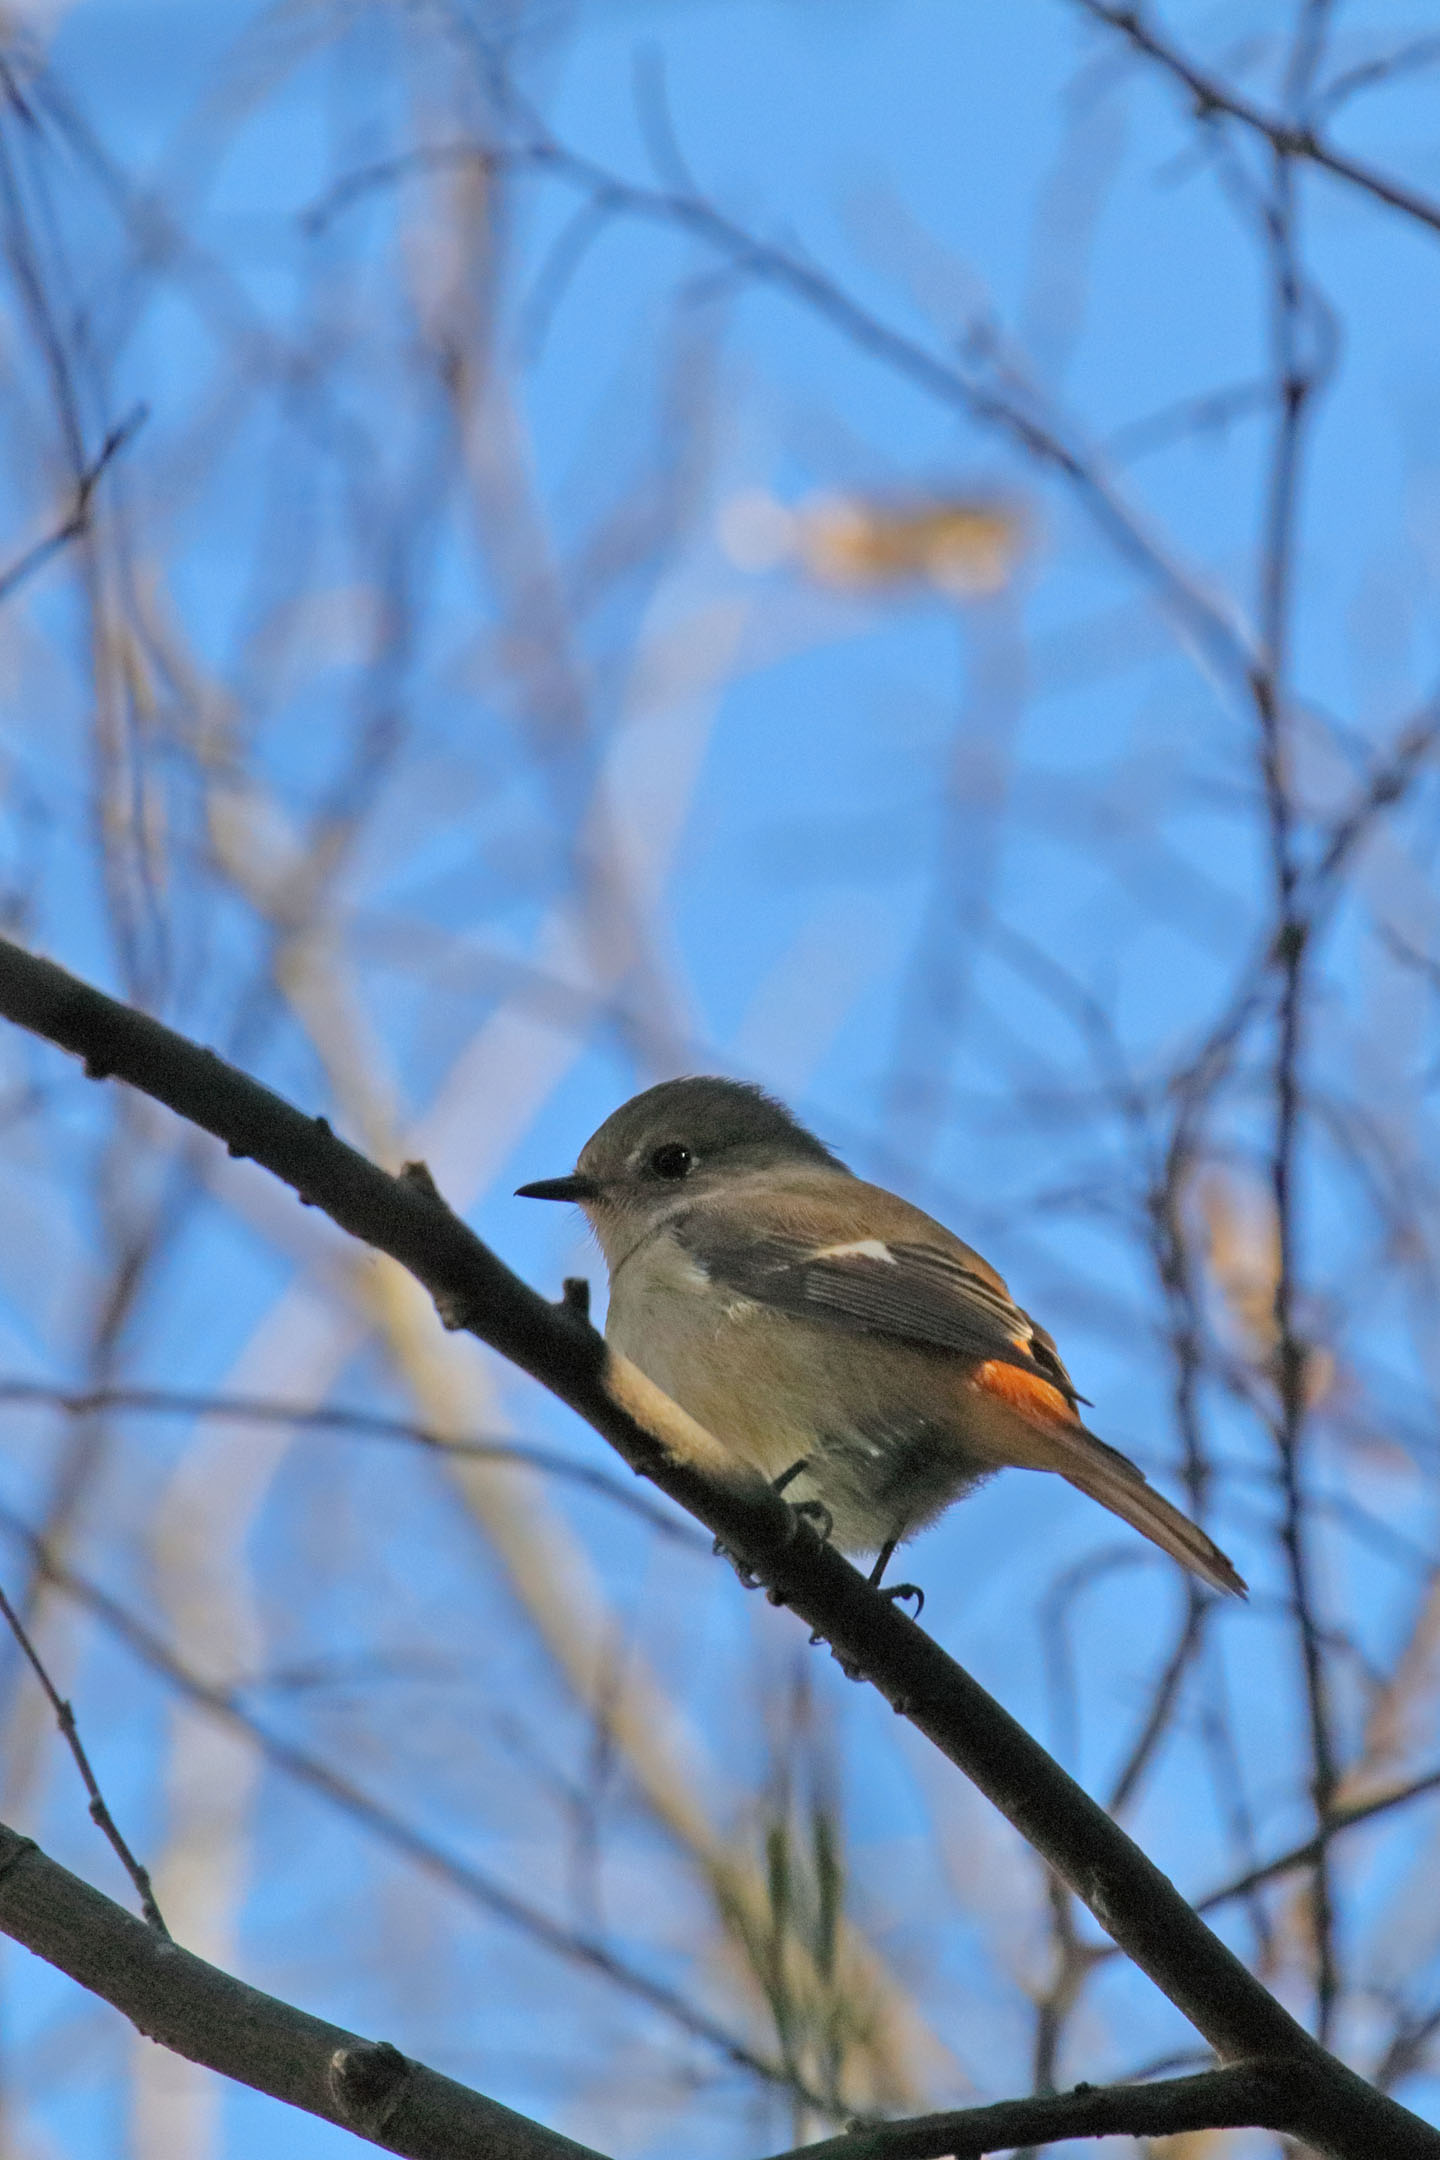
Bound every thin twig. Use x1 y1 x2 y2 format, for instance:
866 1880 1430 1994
0 1575 168 1932
1079 1756 1440 1970
1316 35 1440 120
303 134 1256 694
0 1378 705 1545
0 403 146 606
1068 3 1440 239
1251 6 1341 2035
1193 1765 1440 1916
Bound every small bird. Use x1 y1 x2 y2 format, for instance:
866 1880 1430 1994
518 1078 1245 1599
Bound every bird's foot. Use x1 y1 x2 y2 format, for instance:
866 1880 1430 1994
790 1498 833 1544
768 1460 834 1548
881 1581 924 1618
714 1466 833 1592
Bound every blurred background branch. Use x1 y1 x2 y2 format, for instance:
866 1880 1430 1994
0 3 1438 2156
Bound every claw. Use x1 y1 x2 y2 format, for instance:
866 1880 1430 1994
712 1534 762 1590
883 1582 924 1618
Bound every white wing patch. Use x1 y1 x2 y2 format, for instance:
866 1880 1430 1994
813 1238 897 1264
652 1238 712 1291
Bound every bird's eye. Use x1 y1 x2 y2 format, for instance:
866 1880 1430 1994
649 1143 693 1180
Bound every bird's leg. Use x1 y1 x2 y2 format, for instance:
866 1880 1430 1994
820 1542 926 1684
867 1540 895 1589
770 1458 833 1545
715 1461 839 1598
867 1539 924 1618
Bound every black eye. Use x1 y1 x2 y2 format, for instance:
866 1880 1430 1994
649 1143 693 1180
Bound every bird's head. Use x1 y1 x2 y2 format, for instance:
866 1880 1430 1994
516 1076 848 1263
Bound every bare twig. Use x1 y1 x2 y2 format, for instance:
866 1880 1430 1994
1078 1756 1440 1978
0 1378 704 1544
1314 701 1440 893
0 403 146 605
1067 3 1440 239
1104 1587 1208 1816
304 136 1255 693
1316 35 1440 120
1193 1765 1440 1916
0 1812 1380 2160
1251 4 1342 2037
0 1574 167 1932
1376 1994 1440 2097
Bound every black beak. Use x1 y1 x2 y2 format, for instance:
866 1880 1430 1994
514 1174 600 1203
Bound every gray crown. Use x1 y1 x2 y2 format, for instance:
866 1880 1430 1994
581 1077 847 1174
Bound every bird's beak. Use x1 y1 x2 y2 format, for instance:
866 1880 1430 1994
514 1173 601 1203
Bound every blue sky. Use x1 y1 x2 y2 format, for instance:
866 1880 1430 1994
5 1 1440 2154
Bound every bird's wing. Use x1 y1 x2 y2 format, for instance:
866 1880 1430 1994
670 1184 1245 1596
671 1190 1082 1404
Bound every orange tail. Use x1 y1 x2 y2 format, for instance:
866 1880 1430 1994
972 1361 1247 1597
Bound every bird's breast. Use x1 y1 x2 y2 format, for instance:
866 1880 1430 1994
604 1231 761 1404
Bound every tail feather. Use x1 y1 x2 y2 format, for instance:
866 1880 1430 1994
965 1360 1247 1596
1060 1436 1247 1598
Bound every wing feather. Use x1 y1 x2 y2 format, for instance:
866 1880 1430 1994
674 1215 1081 1404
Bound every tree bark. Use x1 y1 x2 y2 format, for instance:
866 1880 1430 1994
0 1821 603 2159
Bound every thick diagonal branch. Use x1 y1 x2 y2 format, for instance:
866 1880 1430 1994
0 1818 603 2160
0 936 1435 2159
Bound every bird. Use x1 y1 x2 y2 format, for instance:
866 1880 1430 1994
517 1077 1245 1600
